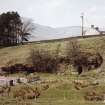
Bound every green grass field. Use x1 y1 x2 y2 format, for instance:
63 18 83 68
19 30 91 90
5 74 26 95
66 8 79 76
0 72 105 105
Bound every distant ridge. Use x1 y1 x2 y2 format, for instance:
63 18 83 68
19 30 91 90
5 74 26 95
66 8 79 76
28 34 105 44
28 23 105 42
29 24 83 41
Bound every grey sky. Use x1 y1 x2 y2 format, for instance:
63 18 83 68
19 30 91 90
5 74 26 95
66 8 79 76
0 0 105 28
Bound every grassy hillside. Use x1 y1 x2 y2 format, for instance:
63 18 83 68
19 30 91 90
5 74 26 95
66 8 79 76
0 36 105 105
0 35 105 66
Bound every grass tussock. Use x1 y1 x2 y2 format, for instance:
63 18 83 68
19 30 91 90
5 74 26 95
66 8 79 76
11 85 40 100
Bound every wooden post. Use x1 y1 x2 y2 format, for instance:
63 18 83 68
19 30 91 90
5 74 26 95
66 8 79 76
81 13 84 37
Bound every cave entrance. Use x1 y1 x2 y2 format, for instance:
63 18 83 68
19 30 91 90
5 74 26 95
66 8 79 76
77 65 83 75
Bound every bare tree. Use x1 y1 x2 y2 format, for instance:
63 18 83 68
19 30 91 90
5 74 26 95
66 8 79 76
20 18 35 44
28 49 59 73
66 39 81 64
66 39 84 75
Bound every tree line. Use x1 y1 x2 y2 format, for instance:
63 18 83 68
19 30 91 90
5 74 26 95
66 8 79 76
0 11 35 46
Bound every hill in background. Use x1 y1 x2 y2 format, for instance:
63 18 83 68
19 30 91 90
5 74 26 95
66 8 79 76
29 24 84 41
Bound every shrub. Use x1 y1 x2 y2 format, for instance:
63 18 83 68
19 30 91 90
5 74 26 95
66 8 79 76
28 49 59 73
66 40 103 74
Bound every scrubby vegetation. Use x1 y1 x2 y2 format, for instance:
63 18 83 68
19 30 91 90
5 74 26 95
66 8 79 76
12 85 40 99
0 36 105 105
0 38 103 75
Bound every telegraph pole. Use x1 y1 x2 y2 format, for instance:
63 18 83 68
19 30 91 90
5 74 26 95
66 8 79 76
81 13 84 37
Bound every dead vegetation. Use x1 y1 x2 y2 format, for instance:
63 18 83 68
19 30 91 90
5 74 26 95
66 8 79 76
84 91 104 101
66 39 103 75
73 79 100 91
0 86 11 96
73 80 90 90
28 49 59 73
42 84 49 91
12 85 40 100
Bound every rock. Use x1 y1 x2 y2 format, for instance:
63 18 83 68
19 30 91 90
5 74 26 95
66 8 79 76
28 76 40 83
20 78 28 83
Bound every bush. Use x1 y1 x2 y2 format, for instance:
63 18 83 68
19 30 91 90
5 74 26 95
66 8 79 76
28 49 59 73
66 40 103 74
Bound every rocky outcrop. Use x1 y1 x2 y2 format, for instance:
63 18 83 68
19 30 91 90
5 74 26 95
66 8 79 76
73 52 103 74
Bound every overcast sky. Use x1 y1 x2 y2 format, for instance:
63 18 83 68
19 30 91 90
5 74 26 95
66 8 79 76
0 0 105 28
